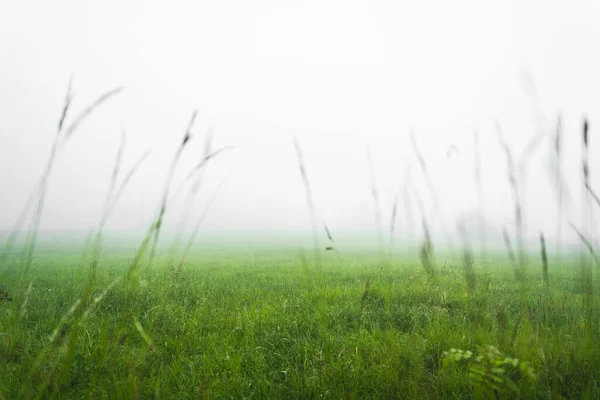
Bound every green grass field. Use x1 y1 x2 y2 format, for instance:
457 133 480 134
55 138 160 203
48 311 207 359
1 244 599 399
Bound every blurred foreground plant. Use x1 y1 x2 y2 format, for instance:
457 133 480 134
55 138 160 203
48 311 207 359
442 345 536 397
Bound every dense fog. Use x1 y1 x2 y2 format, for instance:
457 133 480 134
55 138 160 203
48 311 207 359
1 0 600 250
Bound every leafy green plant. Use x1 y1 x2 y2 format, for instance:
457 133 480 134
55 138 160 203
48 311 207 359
442 345 536 397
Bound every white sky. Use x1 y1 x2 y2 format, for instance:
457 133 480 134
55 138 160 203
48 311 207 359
1 0 600 248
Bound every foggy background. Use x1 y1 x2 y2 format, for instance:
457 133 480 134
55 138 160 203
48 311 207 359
1 0 600 250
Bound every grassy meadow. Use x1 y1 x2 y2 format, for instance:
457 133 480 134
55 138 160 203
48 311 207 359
1 244 600 399
1 87 600 399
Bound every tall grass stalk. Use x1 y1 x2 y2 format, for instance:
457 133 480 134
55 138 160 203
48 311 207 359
168 124 214 258
540 233 549 286
146 111 197 268
419 218 435 278
585 183 600 209
89 147 150 280
293 137 321 270
410 129 455 251
90 129 125 276
1 84 125 397
580 119 593 304
174 167 234 275
555 114 563 263
126 112 195 283
322 220 341 261
103 129 127 214
518 71 546 243
496 123 525 280
169 133 234 261
2 84 123 276
150 169 235 334
502 226 518 268
407 177 435 276
410 129 438 214
570 222 600 269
